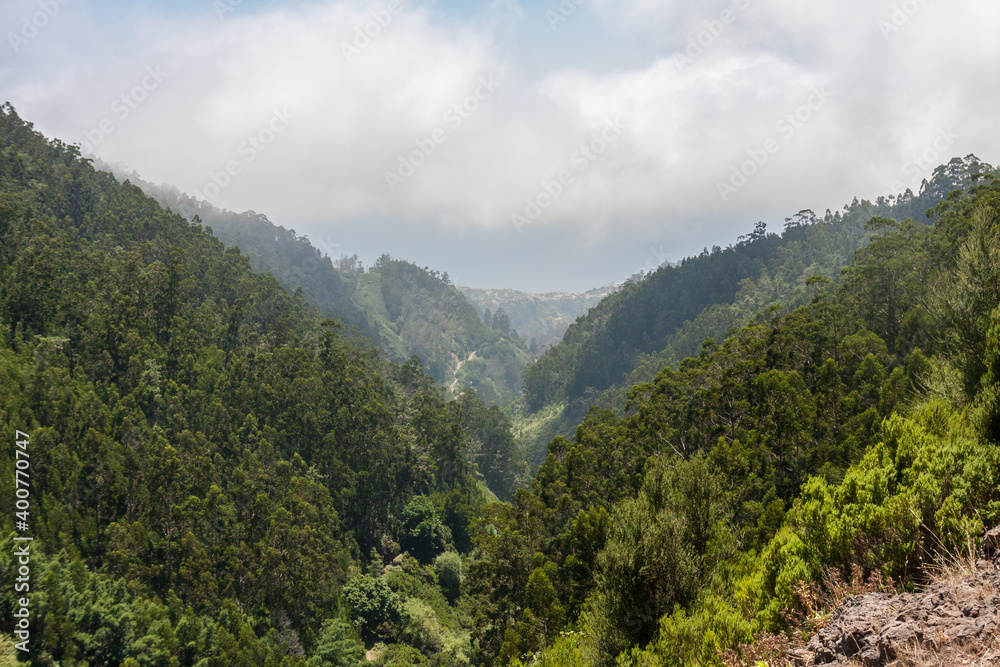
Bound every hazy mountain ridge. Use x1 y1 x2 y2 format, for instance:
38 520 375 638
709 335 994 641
457 284 617 352
512 155 998 468
114 171 530 403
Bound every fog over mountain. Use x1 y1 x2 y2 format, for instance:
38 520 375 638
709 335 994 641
3 0 999 291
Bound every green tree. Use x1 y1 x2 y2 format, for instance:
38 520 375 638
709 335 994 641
434 551 463 603
593 456 732 659
313 618 366 667
400 495 452 563
342 576 407 642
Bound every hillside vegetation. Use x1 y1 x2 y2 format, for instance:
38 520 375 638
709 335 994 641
0 104 526 665
120 177 531 405
3 103 1000 667
515 155 995 468
466 167 1000 666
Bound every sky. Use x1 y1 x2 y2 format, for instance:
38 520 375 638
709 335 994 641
2 0 999 292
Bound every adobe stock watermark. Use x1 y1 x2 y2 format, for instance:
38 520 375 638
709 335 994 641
546 0 587 31
12 429 32 654
341 0 408 62
273 237 340 285
625 245 675 283
716 85 832 202
878 0 932 40
79 66 168 155
511 118 626 233
8 0 70 53
672 0 750 70
213 0 243 20
193 108 294 201
311 235 341 260
384 75 502 192
886 127 959 194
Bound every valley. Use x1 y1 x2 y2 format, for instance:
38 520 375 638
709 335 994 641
2 106 1000 667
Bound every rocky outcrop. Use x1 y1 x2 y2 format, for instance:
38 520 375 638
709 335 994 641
790 528 1000 666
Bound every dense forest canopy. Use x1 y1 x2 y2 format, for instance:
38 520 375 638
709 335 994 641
467 164 1000 666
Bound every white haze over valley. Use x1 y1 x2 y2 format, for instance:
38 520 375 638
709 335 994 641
3 0 998 291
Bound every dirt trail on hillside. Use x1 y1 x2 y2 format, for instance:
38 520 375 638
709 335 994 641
450 351 476 394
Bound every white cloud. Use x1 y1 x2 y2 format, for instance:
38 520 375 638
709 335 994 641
2 0 999 289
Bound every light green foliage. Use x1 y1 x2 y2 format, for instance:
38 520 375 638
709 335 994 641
792 401 1000 578
401 597 446 653
510 628 595 667
381 556 474 666
615 604 731 667
435 551 463 603
0 635 19 667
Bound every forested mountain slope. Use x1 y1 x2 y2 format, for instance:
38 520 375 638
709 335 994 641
515 155 996 468
119 177 531 404
468 167 1000 666
0 104 526 665
4 102 1000 667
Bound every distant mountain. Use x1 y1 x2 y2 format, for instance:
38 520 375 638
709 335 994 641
119 175 531 403
457 284 616 352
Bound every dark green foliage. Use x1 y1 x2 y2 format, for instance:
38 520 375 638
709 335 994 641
592 456 733 657
0 104 497 664
5 101 1000 667
125 176 533 405
473 175 1000 666
401 496 453 564
342 576 407 642
518 160 995 471
458 390 528 502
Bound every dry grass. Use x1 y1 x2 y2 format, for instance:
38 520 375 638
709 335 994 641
847 632 1000 666
721 560 1000 666
793 563 888 630
841 537 998 667
718 630 801 667
920 529 997 602
719 565 888 667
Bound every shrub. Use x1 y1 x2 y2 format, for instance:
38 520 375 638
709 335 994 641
435 551 462 603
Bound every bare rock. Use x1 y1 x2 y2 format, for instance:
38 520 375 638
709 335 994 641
791 563 1000 666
